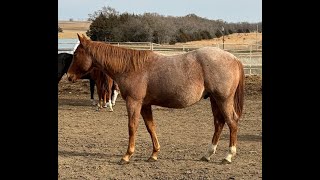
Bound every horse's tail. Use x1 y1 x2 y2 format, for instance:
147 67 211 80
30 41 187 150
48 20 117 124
234 60 245 120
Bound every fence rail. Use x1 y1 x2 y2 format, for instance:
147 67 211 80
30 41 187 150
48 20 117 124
58 41 262 75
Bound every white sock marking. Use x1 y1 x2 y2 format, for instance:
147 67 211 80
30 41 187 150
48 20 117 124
224 146 236 162
111 90 119 105
203 144 217 160
108 100 113 111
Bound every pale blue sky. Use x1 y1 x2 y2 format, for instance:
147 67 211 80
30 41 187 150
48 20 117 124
58 0 262 23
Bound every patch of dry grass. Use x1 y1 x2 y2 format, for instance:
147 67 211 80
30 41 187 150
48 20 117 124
58 21 90 39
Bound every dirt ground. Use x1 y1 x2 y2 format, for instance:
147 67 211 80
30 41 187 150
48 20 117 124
58 75 262 180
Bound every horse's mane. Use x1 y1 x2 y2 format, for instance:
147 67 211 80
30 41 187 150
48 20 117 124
86 41 153 73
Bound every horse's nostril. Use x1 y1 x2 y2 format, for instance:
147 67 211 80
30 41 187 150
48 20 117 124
68 76 72 82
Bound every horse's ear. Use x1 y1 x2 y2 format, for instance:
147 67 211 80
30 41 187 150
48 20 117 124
77 33 87 46
77 33 82 41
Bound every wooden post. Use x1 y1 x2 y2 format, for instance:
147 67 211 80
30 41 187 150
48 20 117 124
250 45 252 63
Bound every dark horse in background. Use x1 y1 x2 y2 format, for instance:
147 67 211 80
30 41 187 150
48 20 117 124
58 53 119 110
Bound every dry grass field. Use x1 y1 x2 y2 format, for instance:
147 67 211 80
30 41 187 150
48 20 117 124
58 21 262 45
58 21 91 39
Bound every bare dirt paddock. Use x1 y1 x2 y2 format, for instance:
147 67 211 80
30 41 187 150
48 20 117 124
58 75 262 180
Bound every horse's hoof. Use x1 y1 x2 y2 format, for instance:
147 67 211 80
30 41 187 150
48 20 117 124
200 156 210 162
109 109 114 112
146 157 157 162
221 158 232 164
90 100 96 106
118 159 130 165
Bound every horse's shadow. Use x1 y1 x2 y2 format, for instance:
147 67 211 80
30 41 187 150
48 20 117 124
58 98 93 107
59 150 121 158
222 134 262 142
59 150 123 165
58 150 223 165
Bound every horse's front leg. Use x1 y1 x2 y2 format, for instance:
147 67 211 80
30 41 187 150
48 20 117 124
119 96 142 164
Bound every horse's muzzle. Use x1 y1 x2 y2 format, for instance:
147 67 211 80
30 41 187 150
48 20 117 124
67 74 76 83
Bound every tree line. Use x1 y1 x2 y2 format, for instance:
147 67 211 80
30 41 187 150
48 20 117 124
83 6 262 44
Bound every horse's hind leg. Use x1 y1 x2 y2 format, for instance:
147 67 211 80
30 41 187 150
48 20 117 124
105 78 114 112
201 97 225 161
96 84 103 111
219 97 239 164
90 79 96 106
102 89 108 108
141 105 160 162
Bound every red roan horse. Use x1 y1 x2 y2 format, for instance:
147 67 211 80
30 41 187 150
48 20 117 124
67 34 244 164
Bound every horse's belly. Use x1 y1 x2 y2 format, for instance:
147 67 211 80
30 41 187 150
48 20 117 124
148 88 204 108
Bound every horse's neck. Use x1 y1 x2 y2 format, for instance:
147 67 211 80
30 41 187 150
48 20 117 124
92 58 117 81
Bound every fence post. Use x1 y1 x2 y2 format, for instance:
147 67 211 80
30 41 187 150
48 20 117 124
250 44 252 63
117 43 120 47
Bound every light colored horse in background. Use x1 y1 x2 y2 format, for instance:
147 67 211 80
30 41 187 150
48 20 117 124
68 34 244 164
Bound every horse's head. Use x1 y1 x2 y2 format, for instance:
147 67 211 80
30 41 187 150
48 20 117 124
67 34 93 82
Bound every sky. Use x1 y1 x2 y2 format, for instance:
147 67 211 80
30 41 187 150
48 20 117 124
58 0 262 23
